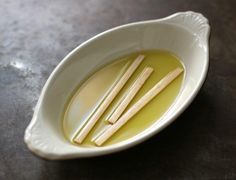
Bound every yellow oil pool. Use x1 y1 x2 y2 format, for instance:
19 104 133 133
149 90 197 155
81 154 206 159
63 50 184 147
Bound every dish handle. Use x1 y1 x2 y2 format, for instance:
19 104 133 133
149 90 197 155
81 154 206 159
162 11 210 43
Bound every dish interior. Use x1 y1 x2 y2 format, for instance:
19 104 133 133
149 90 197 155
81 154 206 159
63 50 184 147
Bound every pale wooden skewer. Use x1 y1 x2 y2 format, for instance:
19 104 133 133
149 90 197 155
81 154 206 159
73 55 145 144
72 61 130 138
93 67 152 142
105 66 152 121
94 67 183 146
91 125 112 142
108 67 154 124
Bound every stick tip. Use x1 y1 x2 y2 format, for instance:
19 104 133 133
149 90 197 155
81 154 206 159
137 54 145 60
176 67 184 73
107 119 116 124
145 66 154 73
94 139 102 146
73 137 83 144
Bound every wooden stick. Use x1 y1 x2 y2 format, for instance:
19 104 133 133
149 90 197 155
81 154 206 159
108 67 153 124
91 125 112 142
72 61 130 138
73 55 145 144
94 67 183 146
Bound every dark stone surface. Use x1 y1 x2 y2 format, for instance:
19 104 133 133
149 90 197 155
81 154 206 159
0 0 235 179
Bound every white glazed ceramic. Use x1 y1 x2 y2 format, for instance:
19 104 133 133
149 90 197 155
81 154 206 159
24 11 210 160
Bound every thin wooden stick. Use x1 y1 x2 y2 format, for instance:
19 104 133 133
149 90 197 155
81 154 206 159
94 67 183 146
73 55 145 144
108 67 153 124
91 125 112 142
72 61 130 138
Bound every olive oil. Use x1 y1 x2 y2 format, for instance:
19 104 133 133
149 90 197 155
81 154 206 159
63 50 184 147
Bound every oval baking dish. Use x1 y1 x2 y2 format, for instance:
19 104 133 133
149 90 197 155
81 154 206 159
24 11 210 160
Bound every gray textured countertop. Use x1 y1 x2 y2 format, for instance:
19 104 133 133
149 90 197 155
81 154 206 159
0 0 236 179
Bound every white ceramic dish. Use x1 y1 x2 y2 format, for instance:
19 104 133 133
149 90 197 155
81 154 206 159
24 11 210 160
